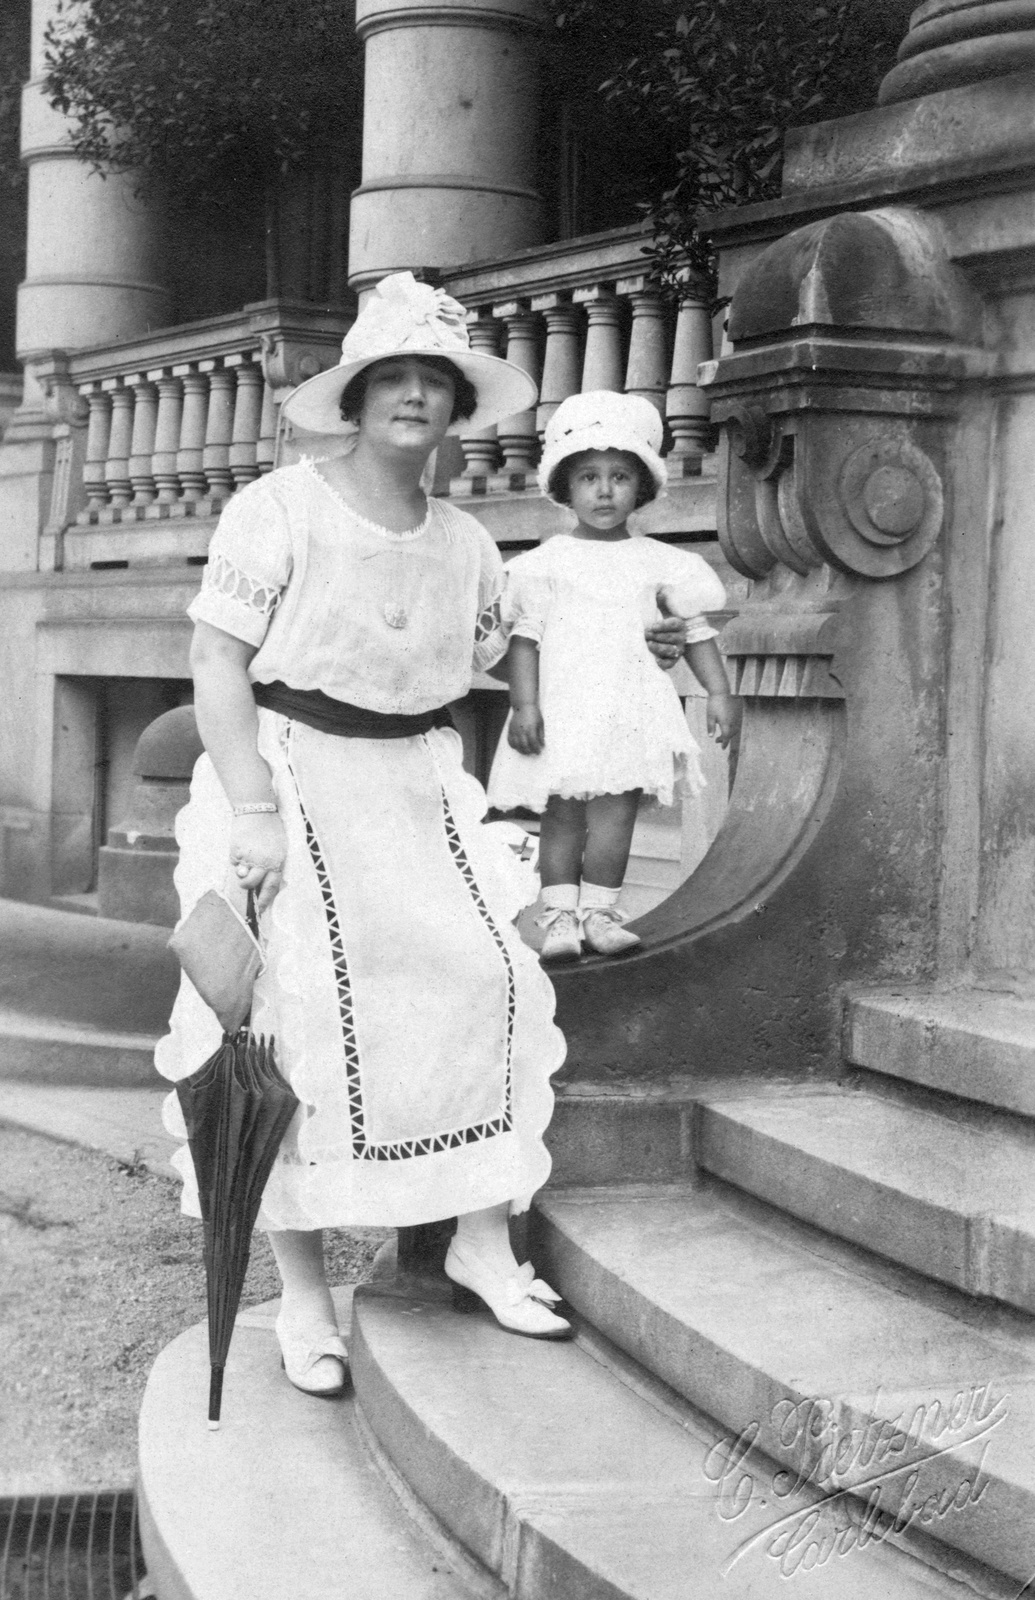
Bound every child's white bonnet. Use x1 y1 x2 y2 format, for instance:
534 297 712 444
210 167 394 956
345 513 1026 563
538 390 667 502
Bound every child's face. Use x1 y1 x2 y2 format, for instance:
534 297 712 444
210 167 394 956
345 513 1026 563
566 449 641 533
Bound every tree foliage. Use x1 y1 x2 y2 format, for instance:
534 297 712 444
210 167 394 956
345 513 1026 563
43 0 362 292
0 4 30 196
547 0 901 295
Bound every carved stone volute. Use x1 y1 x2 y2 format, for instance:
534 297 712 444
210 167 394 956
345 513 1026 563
701 207 988 581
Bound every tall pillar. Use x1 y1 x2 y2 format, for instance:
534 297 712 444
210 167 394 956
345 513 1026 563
16 0 171 385
349 0 544 292
0 0 171 574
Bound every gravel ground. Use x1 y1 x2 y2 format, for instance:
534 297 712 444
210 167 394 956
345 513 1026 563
0 1126 391 1495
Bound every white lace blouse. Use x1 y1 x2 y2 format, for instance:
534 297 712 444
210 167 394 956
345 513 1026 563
187 459 508 714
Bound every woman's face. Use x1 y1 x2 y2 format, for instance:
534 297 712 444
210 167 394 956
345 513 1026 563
358 357 456 453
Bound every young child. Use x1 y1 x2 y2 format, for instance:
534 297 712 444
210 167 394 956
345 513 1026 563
487 390 740 961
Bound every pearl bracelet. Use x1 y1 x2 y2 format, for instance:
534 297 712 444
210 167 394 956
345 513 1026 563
232 802 279 817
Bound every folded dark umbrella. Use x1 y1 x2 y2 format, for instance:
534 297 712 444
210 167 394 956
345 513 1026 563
173 899 299 1428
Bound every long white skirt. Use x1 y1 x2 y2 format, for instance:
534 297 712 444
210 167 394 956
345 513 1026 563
155 711 565 1230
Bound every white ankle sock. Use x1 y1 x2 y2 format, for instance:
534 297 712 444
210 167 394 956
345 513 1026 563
579 881 621 911
541 882 579 912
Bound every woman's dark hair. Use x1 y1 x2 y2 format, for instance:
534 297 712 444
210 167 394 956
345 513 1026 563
339 355 478 426
548 448 657 509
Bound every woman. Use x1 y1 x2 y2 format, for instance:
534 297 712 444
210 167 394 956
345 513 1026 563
157 273 686 1397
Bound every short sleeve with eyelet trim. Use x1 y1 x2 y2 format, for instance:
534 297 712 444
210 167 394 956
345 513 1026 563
187 476 293 647
471 529 509 673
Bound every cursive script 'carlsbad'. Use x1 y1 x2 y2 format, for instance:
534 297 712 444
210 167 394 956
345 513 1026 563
701 1380 1007 1577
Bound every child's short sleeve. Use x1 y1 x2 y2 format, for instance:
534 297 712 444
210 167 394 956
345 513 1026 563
656 548 727 645
500 559 554 645
187 476 293 648
472 522 508 674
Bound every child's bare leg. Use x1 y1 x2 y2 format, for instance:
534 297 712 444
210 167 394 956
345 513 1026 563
582 790 641 887
580 791 642 954
538 795 586 885
536 797 586 960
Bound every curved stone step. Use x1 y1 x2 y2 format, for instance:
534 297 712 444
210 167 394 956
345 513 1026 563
532 1184 1035 1592
350 1278 972 1599
137 1291 481 1600
696 1088 1035 1312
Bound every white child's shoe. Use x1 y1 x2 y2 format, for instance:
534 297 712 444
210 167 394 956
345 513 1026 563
537 907 583 962
581 906 640 956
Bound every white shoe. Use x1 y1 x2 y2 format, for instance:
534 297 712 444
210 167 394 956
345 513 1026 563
537 907 583 962
275 1309 349 1396
581 906 640 956
444 1240 572 1340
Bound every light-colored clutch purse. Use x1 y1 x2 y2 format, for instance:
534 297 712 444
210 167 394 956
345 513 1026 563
168 889 265 1034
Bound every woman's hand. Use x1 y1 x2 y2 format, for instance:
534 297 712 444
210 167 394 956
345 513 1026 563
645 616 687 670
707 691 742 749
230 812 287 912
508 704 545 755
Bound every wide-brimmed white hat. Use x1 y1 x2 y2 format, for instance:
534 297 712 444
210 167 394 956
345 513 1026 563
281 271 538 435
538 390 667 503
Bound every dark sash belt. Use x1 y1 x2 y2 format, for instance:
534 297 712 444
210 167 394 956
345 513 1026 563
252 680 454 739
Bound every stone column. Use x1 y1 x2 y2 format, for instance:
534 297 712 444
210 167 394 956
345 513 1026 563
880 0 1035 104
0 0 171 575
350 0 544 292
17 0 171 382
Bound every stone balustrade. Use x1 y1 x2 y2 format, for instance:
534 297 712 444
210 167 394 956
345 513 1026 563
441 223 718 503
50 302 351 571
47 226 721 567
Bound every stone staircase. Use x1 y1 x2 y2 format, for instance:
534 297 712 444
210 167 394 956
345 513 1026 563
139 982 1035 1599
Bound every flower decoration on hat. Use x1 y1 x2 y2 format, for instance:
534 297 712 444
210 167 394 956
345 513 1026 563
340 273 470 364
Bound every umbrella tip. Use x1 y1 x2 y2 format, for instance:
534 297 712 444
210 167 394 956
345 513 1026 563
208 1419 221 1431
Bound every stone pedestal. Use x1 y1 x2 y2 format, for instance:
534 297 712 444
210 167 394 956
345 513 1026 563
552 34 1035 1076
349 0 544 291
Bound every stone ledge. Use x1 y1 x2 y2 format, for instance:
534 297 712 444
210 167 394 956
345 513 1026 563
845 986 1035 1118
696 1089 1035 1312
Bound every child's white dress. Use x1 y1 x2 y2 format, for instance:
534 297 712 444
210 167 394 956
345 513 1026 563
156 460 564 1231
487 533 727 813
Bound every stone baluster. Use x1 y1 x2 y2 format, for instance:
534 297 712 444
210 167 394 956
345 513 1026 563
174 366 209 503
255 378 279 475
666 291 714 475
455 312 502 491
575 286 624 393
102 379 134 510
226 353 264 490
619 277 670 414
533 294 582 436
127 375 159 507
78 385 112 518
491 302 542 486
149 370 185 506
200 360 236 504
